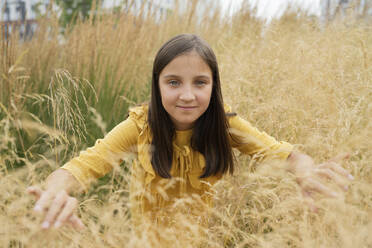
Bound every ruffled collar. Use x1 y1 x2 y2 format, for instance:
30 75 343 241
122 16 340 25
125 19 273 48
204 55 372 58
174 129 193 147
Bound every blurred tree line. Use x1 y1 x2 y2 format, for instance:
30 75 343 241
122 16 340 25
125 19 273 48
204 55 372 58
54 0 95 27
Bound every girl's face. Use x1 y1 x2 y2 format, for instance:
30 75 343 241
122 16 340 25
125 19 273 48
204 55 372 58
159 51 213 130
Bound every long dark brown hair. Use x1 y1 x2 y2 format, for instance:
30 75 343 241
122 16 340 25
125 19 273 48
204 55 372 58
148 34 234 179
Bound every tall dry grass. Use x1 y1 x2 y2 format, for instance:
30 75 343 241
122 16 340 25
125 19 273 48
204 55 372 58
0 1 371 247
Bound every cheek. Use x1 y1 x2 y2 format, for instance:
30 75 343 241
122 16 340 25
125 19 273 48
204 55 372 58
202 86 213 104
160 87 177 106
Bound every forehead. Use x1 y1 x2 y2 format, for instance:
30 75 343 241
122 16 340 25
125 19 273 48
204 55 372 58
160 51 212 77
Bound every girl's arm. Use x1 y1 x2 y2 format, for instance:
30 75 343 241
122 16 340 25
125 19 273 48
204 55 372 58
286 151 353 211
27 168 85 229
27 114 140 229
227 111 353 208
228 114 293 160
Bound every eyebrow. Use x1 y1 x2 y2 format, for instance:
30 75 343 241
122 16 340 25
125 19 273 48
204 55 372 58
162 74 211 80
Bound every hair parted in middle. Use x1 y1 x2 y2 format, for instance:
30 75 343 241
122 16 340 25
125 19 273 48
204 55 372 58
148 33 235 179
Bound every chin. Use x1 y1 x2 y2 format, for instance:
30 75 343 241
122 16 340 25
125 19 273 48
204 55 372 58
174 119 197 130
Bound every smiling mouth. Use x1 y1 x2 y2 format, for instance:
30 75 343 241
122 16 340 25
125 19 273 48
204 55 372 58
177 106 197 109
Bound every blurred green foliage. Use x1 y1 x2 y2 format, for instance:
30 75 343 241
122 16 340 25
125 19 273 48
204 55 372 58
55 0 95 27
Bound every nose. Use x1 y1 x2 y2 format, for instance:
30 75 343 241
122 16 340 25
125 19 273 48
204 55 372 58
179 85 195 102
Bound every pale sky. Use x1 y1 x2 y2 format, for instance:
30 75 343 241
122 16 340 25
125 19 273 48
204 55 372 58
3 0 369 23
220 0 244 16
1 0 244 21
102 0 244 16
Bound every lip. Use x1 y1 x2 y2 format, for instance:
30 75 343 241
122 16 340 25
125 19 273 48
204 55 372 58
176 106 197 110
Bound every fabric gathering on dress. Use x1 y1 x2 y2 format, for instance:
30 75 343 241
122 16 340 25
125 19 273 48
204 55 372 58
61 104 293 227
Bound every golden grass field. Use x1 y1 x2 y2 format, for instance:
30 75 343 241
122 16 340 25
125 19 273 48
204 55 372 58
1 1 371 247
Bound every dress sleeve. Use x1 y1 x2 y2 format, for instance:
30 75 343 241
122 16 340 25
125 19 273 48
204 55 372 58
61 116 139 190
228 114 293 161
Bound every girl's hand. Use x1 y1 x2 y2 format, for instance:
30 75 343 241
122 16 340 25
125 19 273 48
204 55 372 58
287 152 353 211
27 186 85 230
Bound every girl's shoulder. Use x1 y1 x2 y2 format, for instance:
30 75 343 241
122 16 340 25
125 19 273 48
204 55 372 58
128 103 149 129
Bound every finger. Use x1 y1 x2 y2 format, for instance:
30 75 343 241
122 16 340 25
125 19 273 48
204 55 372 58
328 153 354 180
302 190 318 212
319 161 354 180
42 191 68 229
27 186 43 199
329 153 350 163
315 168 349 191
301 178 339 198
54 197 78 228
33 190 55 213
68 215 86 231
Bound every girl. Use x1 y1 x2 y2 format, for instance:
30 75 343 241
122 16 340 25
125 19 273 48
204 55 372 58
27 34 352 231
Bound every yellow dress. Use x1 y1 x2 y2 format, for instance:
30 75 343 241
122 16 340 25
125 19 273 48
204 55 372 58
61 104 293 227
